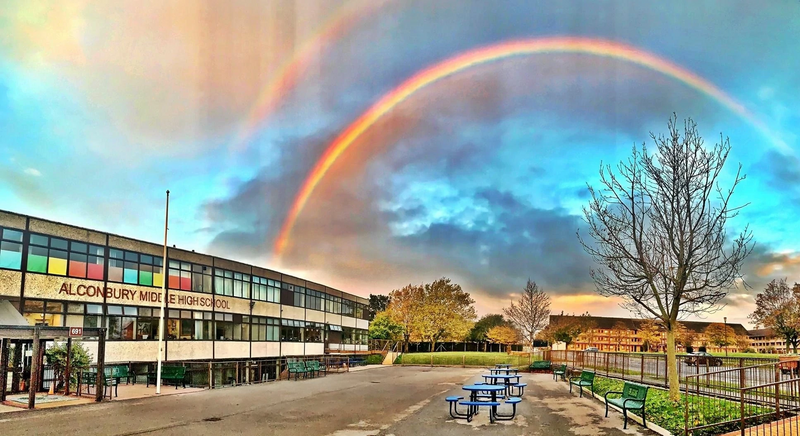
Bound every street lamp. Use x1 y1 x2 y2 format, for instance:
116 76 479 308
724 316 728 357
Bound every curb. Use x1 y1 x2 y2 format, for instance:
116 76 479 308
557 380 673 436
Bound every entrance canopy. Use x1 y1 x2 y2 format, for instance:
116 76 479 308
0 300 26 326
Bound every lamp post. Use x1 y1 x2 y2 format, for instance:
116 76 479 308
156 190 170 394
724 316 728 357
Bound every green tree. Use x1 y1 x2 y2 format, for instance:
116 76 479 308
578 115 753 400
368 311 404 340
749 279 800 353
469 314 506 343
415 277 477 351
45 341 92 392
386 284 424 353
486 325 520 354
368 294 390 319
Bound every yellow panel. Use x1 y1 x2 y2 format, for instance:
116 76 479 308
48 257 67 275
153 273 163 287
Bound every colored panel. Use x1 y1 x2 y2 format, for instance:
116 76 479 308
0 242 22 270
123 268 137 284
48 257 67 275
108 266 123 282
87 263 104 280
68 260 87 278
180 276 192 291
139 271 153 286
153 272 163 287
168 274 180 290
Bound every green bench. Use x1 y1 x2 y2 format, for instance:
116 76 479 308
110 365 135 385
552 364 567 381
569 370 595 398
604 381 649 429
287 361 309 380
306 360 325 377
79 370 117 398
146 366 187 389
529 360 551 372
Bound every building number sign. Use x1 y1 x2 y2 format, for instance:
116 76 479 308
69 327 83 337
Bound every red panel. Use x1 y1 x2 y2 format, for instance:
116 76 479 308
68 261 87 278
87 263 104 280
180 277 192 290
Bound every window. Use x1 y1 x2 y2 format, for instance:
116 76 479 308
215 269 250 298
326 295 341 314
168 309 208 340
27 234 69 275
67 242 105 280
342 299 354 317
214 313 245 340
305 322 323 342
136 308 162 340
293 286 305 308
168 261 210 292
22 299 65 326
0 227 23 270
354 303 364 320
193 311 213 340
106 305 138 340
251 317 279 341
306 289 324 311
281 319 304 342
109 249 163 287
250 277 280 303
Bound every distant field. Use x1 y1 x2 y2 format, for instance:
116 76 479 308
394 351 537 367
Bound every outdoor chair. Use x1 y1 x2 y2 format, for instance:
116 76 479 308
604 381 649 429
569 370 595 398
553 364 567 381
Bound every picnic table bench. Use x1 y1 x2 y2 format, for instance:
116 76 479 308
605 381 649 429
146 366 187 389
569 370 595 398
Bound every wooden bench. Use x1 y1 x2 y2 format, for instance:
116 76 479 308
569 370 595 398
529 360 551 372
604 381 649 429
146 366 186 389
553 364 567 381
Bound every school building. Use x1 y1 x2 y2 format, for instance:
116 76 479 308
0 209 371 368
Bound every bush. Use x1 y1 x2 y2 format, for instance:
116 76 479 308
45 341 92 392
698 346 707 352
686 345 694 354
365 354 384 365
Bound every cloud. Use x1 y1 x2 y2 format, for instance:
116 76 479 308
23 168 41 176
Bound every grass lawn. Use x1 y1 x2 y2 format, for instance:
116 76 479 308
394 351 536 367
591 375 764 436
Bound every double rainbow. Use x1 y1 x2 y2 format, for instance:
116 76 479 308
273 37 784 257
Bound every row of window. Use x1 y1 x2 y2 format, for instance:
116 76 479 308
21 299 366 342
0 227 368 318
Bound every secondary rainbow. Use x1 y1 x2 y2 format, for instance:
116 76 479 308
274 36 784 256
231 0 392 152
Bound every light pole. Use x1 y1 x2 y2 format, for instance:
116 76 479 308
724 316 728 357
156 190 170 394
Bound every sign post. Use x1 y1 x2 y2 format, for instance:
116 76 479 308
156 190 169 395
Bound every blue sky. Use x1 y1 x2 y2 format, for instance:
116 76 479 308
1 0 799 326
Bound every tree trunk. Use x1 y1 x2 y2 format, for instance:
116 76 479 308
666 327 679 401
431 339 436 354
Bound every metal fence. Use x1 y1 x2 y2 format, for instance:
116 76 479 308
545 350 779 388
684 360 800 435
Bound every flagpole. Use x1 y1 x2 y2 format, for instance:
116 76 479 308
156 190 169 394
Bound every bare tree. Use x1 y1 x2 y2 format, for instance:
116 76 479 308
503 279 551 350
578 115 753 400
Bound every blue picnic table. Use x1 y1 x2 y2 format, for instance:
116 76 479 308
482 374 521 395
461 384 506 417
489 368 519 375
495 364 512 368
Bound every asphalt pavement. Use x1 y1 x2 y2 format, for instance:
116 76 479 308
0 366 654 436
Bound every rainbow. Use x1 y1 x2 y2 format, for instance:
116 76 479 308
231 0 392 152
274 36 786 256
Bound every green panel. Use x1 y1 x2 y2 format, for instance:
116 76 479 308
139 271 153 286
27 254 48 273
